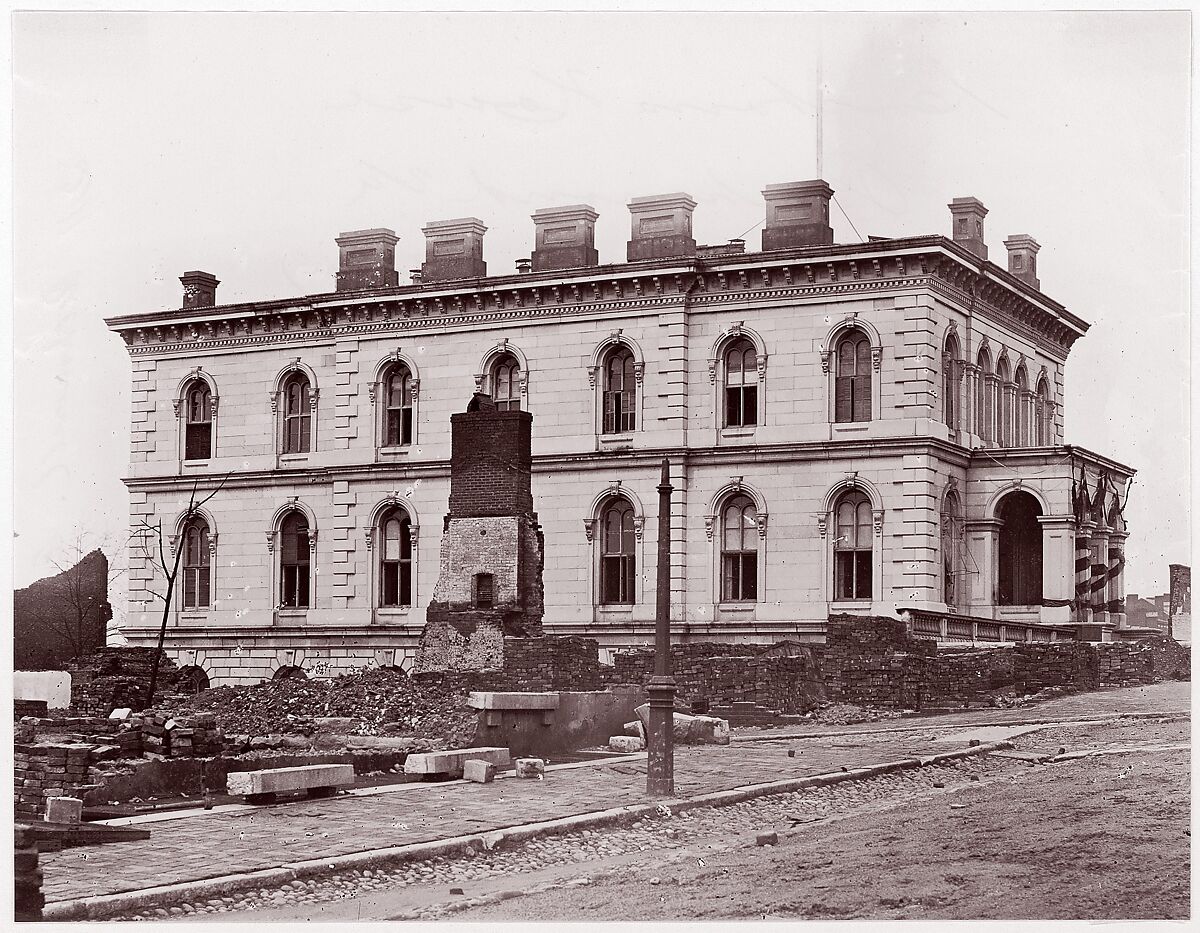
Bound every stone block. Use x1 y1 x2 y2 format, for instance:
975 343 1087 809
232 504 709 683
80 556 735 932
623 720 646 741
463 759 497 784
404 746 511 777
514 757 546 779
686 716 731 746
108 708 132 721
44 796 83 824
467 692 560 711
226 764 355 797
609 735 645 753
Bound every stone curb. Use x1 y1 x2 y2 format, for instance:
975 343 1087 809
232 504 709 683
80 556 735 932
732 709 1191 743
43 740 1013 921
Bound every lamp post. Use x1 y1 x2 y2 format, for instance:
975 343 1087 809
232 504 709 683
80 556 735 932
646 457 676 796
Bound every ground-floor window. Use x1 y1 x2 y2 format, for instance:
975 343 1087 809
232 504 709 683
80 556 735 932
834 490 872 600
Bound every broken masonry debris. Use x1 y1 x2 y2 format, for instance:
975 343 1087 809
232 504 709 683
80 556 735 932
463 760 497 784
609 735 645 753
514 757 546 779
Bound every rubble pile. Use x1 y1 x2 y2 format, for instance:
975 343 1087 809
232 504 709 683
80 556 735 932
164 667 480 743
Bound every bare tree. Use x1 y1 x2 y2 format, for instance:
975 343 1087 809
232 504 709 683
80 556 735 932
134 473 231 703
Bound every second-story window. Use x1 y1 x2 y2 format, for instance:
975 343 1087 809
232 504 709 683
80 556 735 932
384 366 414 446
492 354 521 411
835 331 871 423
602 348 636 434
282 374 312 454
724 339 758 428
184 382 212 460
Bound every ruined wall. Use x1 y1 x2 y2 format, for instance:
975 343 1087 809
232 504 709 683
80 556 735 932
64 648 185 716
13 549 111 671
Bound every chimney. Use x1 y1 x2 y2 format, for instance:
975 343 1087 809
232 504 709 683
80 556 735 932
761 180 834 250
420 218 487 282
626 193 697 262
1003 235 1041 289
948 197 988 259
180 271 219 309
335 228 399 292
530 204 599 272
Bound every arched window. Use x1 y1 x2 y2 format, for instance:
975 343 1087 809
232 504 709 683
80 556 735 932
942 334 960 430
833 489 873 600
835 331 872 423
184 382 212 461
723 339 758 428
602 347 636 434
720 495 758 601
941 492 961 608
997 358 1012 448
378 508 413 607
491 353 520 412
997 491 1043 606
1014 366 1029 447
599 498 636 605
282 373 312 454
181 518 210 609
975 348 992 442
1036 378 1052 445
383 365 414 447
279 511 311 608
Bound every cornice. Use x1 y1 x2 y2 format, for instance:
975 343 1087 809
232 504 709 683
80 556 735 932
107 239 1086 361
122 435 975 491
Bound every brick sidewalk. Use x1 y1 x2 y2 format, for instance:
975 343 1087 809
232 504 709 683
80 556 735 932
41 732 941 905
39 681 1191 906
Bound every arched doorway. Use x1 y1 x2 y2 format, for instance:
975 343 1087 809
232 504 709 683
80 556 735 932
174 665 210 695
272 664 308 682
997 491 1043 606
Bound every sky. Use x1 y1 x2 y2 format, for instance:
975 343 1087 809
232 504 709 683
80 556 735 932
9 9 1192 611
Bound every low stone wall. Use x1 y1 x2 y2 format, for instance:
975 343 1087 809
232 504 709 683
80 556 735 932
607 642 825 714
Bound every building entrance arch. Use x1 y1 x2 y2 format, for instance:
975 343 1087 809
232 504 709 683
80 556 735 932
996 490 1043 606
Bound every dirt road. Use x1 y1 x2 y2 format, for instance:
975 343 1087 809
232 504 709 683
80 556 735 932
430 718 1192 921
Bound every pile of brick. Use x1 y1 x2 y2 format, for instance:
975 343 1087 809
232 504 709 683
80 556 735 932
14 699 48 718
14 826 44 921
129 709 225 757
502 635 605 690
822 615 934 708
63 647 184 716
1094 642 1154 688
1136 633 1190 681
14 743 95 819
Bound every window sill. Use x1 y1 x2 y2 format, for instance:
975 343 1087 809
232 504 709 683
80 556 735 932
179 611 209 621
182 460 211 468
719 426 757 439
830 600 873 610
597 434 635 447
717 602 756 611
275 608 309 621
379 446 412 457
597 603 635 612
278 453 311 463
376 607 412 618
832 423 869 432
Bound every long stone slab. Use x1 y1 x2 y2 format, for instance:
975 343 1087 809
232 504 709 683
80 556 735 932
467 692 559 711
403 747 511 776
226 764 355 797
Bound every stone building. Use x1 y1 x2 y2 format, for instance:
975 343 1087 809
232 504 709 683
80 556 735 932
105 178 1135 685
